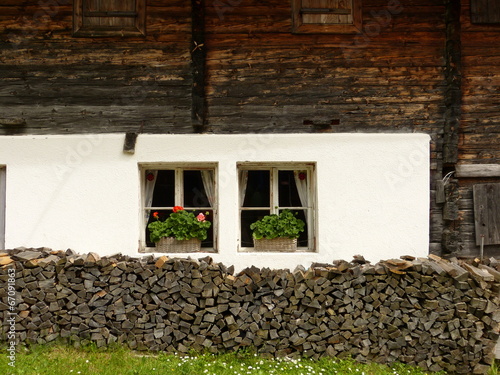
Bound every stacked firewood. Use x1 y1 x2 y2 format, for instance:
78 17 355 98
1 248 499 374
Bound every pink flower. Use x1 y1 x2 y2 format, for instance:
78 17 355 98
196 213 206 222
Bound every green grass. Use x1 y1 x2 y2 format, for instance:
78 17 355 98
0 344 457 375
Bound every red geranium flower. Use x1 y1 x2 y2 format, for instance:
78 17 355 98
173 206 184 213
153 211 159 219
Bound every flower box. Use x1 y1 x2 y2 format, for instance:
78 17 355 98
253 237 297 252
156 237 201 253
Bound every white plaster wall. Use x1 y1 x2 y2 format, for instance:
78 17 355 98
0 133 430 271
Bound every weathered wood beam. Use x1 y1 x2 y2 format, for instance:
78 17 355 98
456 164 500 177
191 0 207 133
443 0 462 165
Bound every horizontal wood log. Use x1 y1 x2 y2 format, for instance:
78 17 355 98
457 164 500 178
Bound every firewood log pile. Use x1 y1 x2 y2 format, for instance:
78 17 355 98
1 248 499 374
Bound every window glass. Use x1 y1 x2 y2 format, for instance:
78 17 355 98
240 210 271 247
281 208 309 247
278 170 302 207
183 170 210 208
151 170 175 207
243 170 270 207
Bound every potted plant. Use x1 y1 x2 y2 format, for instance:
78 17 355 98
250 209 305 251
148 206 211 252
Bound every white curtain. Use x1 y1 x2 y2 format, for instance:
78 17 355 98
294 170 308 207
144 170 158 225
239 170 248 207
201 170 215 207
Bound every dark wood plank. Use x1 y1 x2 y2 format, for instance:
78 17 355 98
0 167 5 250
442 0 461 165
471 0 500 23
191 0 207 132
473 183 500 245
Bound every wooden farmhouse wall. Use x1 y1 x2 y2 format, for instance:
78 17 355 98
454 0 500 258
0 0 499 259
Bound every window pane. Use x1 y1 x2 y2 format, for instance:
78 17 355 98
184 170 211 208
240 209 270 247
151 170 175 207
302 0 353 25
278 170 304 207
201 209 214 248
243 170 270 207
145 209 171 247
280 209 309 248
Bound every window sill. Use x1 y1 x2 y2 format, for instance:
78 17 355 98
73 27 146 38
292 23 362 34
238 248 316 253
140 247 217 254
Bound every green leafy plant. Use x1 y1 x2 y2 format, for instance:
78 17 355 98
250 209 305 240
148 206 211 243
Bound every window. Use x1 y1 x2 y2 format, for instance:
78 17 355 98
0 167 5 250
73 0 146 37
292 0 362 34
238 163 316 251
141 165 217 252
471 0 500 24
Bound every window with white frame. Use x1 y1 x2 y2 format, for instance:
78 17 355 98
141 165 217 252
238 163 316 251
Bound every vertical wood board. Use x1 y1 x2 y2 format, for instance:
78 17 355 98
471 0 500 23
0 167 5 250
497 336 500 359
191 0 207 131
473 183 500 245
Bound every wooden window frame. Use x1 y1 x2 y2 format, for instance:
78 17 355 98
73 0 146 37
238 163 317 252
140 164 218 253
292 0 362 34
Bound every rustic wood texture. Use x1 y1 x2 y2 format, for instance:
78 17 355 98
0 1 193 135
0 0 446 139
73 0 146 37
1 248 499 373
453 0 500 258
191 0 207 132
473 183 500 245
459 0 500 166
0 167 5 250
470 0 500 24
457 164 500 177
443 0 461 165
457 182 500 258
